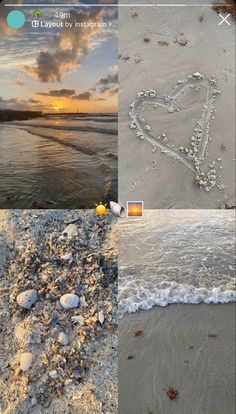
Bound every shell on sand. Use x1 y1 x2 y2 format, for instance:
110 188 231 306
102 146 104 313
15 322 32 348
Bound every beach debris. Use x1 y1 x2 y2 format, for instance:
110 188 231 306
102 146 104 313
31 397 37 406
121 54 131 61
60 252 72 261
134 330 143 337
49 370 58 379
71 315 84 325
134 55 142 64
58 332 69 346
16 289 38 309
80 295 88 307
60 293 79 310
199 15 204 21
166 387 179 400
158 40 169 46
64 215 81 225
98 310 105 324
63 223 78 239
207 331 218 337
186 345 194 350
1 210 118 410
174 36 188 46
15 322 32 347
127 355 135 360
144 37 151 43
131 10 138 17
20 352 33 372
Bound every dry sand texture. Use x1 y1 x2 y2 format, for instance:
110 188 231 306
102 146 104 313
0 210 117 414
119 2 235 208
119 303 236 414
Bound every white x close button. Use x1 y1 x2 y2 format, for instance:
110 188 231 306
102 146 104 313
218 13 231 26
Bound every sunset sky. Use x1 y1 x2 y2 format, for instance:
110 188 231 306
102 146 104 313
0 0 118 113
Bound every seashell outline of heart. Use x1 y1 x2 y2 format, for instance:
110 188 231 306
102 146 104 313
129 72 225 192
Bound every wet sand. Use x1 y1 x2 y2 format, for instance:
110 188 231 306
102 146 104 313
119 303 235 414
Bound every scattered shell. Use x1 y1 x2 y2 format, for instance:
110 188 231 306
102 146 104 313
58 332 69 346
80 295 88 307
98 310 105 324
16 289 38 309
60 293 79 310
71 315 84 325
61 252 72 261
49 370 58 379
15 322 31 347
63 224 78 239
31 397 37 406
20 352 33 371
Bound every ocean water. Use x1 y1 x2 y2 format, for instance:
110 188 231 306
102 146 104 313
0 114 117 208
119 210 235 316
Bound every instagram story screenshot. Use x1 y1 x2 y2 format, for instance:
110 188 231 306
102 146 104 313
0 1 235 414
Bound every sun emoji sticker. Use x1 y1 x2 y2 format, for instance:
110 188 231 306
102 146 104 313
95 202 107 216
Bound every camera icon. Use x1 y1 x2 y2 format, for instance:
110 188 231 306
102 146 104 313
32 20 39 28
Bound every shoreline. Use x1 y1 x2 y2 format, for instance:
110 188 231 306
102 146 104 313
0 110 45 123
0 111 118 123
119 303 235 414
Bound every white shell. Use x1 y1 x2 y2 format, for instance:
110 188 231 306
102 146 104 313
15 322 32 347
58 332 69 346
20 352 33 371
60 293 79 309
110 201 126 218
98 310 105 324
61 252 72 261
63 224 78 239
71 315 84 325
16 289 38 309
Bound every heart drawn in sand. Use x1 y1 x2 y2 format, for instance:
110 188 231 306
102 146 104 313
129 72 224 192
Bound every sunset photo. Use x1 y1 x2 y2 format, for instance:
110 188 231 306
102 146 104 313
0 0 118 208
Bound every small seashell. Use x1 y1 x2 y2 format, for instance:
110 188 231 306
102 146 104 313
15 322 31 347
63 223 78 239
71 315 84 325
31 397 37 406
58 332 69 346
60 294 79 310
61 252 72 261
49 370 58 379
80 295 88 307
16 289 38 309
20 352 33 371
98 310 105 324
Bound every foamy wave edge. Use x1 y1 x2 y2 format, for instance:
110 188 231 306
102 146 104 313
118 283 236 316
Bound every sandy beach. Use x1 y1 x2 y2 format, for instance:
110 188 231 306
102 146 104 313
119 1 235 208
119 303 235 414
0 210 117 414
